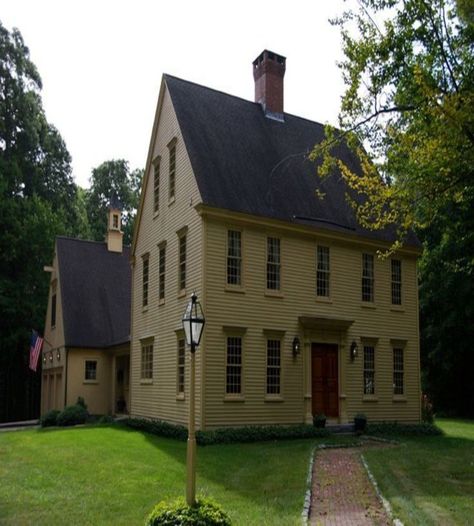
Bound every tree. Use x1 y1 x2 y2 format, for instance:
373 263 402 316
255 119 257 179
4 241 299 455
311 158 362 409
311 0 473 249
85 160 143 245
0 21 86 422
313 1 474 415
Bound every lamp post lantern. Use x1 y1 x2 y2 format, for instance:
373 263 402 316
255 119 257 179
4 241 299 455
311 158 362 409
182 292 205 506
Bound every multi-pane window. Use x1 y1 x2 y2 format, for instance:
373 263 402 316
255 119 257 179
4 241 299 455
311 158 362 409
169 143 176 200
141 341 153 380
363 345 375 395
316 246 330 297
391 259 402 305
226 337 242 394
266 339 281 395
393 348 404 395
177 339 185 395
142 256 149 308
84 360 97 381
227 230 242 286
266 237 281 290
153 158 160 213
179 234 187 291
159 245 166 301
362 253 374 302
51 293 57 328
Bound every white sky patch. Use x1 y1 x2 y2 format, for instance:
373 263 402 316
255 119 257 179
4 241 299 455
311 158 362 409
2 0 351 188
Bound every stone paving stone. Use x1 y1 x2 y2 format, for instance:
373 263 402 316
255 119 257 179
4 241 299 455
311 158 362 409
309 447 392 526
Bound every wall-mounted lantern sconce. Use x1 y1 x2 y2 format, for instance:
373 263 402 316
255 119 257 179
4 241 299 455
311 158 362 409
292 337 301 358
57 350 61 361
43 356 46 364
350 341 358 361
49 352 53 363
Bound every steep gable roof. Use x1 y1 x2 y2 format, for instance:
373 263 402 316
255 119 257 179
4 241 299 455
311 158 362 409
56 237 131 348
165 74 419 248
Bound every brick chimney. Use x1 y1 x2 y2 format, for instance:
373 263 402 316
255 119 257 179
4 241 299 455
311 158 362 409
253 50 286 119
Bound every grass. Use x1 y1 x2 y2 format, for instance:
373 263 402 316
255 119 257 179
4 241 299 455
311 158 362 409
363 418 474 525
0 424 354 525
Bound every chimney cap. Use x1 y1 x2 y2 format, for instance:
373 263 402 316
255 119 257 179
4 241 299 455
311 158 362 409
253 49 286 67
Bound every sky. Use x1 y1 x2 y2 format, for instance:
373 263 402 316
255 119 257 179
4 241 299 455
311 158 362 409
2 0 351 189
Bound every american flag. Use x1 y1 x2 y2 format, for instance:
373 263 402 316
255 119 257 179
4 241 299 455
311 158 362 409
29 331 44 372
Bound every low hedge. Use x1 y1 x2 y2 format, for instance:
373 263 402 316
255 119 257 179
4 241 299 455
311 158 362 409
56 404 88 427
366 421 443 437
40 409 61 427
146 497 231 525
124 418 330 445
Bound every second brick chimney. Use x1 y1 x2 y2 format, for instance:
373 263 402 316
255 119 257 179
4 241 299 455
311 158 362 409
253 50 286 120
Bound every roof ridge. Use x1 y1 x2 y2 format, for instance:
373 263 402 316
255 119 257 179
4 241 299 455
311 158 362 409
56 236 131 249
163 73 327 129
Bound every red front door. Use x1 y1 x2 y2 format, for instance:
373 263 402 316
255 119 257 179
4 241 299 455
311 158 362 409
311 343 339 417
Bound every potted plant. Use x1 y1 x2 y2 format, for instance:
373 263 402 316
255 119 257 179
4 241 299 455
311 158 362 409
354 413 367 433
313 413 327 428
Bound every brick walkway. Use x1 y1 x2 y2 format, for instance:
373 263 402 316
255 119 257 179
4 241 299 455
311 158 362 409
309 446 392 526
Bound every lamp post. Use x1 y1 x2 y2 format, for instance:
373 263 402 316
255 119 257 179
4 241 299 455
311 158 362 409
182 292 205 506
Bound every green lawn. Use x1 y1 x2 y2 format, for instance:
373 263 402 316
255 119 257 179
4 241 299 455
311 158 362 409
363 419 474 525
0 425 352 525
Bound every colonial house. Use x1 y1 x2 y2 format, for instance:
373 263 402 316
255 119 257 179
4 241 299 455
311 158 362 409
41 201 131 416
130 50 422 429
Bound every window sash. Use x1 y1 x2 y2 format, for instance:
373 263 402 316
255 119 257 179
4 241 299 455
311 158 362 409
177 339 185 394
141 343 153 379
266 237 280 290
142 258 149 307
363 345 375 395
266 339 281 395
84 360 97 381
179 235 186 291
362 254 374 302
393 348 404 395
159 246 166 300
226 337 242 394
316 246 330 297
227 230 242 285
153 161 160 213
391 259 402 305
169 145 176 199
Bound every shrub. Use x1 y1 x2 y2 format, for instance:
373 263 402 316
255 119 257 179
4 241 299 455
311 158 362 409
313 413 327 428
40 409 60 427
421 394 434 423
123 418 331 445
76 396 88 411
56 404 88 426
146 497 231 525
98 415 115 424
354 413 367 433
366 421 443 437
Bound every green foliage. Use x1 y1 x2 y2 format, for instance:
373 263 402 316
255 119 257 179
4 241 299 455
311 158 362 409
56 404 88 427
366 421 443 437
0 20 90 423
85 159 143 245
421 394 435 423
76 397 87 411
146 497 232 526
40 409 60 427
124 418 330 445
98 415 115 424
124 418 188 440
311 0 474 247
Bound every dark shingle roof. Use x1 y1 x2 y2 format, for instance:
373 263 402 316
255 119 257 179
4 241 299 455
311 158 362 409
56 237 131 348
165 74 419 247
